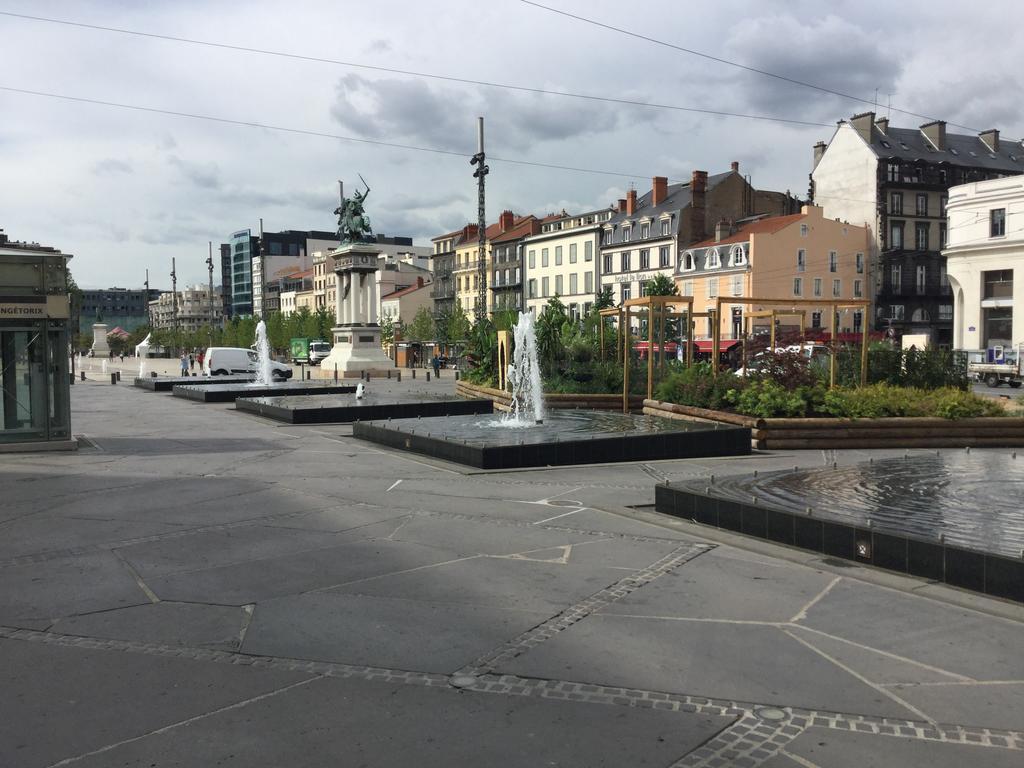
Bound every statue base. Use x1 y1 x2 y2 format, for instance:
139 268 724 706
91 323 111 355
319 324 395 377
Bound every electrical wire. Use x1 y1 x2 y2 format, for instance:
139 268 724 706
0 9 832 129
521 1 1023 143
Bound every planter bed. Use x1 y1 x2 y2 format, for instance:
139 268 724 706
644 399 1024 449
456 381 645 412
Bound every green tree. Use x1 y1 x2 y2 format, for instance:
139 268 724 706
644 273 678 296
405 306 435 342
380 314 396 346
536 295 568 375
314 306 333 341
448 301 472 343
594 285 615 311
265 311 286 353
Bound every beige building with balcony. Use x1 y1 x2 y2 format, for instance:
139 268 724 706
674 205 870 339
148 284 222 332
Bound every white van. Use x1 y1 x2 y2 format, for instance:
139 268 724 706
308 340 331 365
203 347 292 379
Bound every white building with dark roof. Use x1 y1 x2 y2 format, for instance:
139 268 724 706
811 112 1023 345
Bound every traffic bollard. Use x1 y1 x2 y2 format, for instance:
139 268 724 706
110 373 117 385
426 372 431 382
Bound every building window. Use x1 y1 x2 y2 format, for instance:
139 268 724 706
639 249 649 269
542 248 549 267
731 275 743 296
584 272 593 293
891 265 902 294
730 246 746 266
504 268 511 286
680 251 695 271
890 192 903 215
833 279 841 298
829 251 838 272
585 241 593 262
890 221 904 249
939 304 953 321
569 243 577 263
800 224 808 237
708 277 719 298
706 249 721 268
890 305 905 320
555 275 563 295
887 162 899 182
681 280 693 296
797 249 806 272
621 251 631 272
916 193 928 216
527 279 537 299
915 222 929 250
623 227 631 243
659 246 670 267
915 266 927 295
939 223 947 249
641 223 650 239
542 276 550 297
793 277 803 296
983 269 1013 299
603 253 613 273
991 208 1006 237
853 279 863 298
939 264 950 294
555 246 563 266
811 311 822 329
528 249 536 269
855 252 864 274
813 278 822 297
621 284 632 302
661 219 671 236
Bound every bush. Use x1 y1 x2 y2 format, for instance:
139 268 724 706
654 362 745 410
836 345 968 390
725 380 826 418
821 384 1003 419
749 351 821 389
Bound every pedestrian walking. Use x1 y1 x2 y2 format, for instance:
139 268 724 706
180 352 189 377
432 355 441 377
189 353 195 372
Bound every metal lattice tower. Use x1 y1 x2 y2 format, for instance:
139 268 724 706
471 117 489 320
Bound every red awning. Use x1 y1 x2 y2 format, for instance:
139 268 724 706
631 341 679 352
692 340 741 353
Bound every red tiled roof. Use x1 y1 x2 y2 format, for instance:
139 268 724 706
690 213 805 248
490 216 539 243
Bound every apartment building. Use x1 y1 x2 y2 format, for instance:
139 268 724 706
148 284 222 332
429 228 463 320
523 207 614 318
452 212 524 322
811 112 1023 344
674 205 870 339
490 214 541 314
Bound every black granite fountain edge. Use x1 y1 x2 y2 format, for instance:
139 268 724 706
172 383 357 403
235 396 494 424
654 482 1024 604
134 376 253 392
353 421 751 470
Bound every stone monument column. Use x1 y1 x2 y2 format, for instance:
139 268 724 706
91 323 110 357
319 243 396 377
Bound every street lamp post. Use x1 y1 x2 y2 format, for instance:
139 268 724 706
206 241 215 345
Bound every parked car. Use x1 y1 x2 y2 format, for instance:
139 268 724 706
203 347 292 379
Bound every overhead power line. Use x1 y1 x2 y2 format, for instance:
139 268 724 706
0 9 830 129
521 0 1009 139
0 84 669 180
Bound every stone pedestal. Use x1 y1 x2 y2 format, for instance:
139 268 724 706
319 243 395 377
91 323 110 356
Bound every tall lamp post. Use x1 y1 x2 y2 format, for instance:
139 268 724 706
170 257 178 353
206 241 215 346
470 116 488 321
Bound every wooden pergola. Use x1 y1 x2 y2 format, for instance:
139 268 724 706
710 297 871 388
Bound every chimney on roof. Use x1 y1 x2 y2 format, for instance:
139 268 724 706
651 176 668 207
875 116 889 134
463 224 478 240
714 219 732 243
812 141 827 170
626 188 637 215
849 112 875 143
980 129 1000 153
920 120 946 151
731 161 739 173
499 210 515 232
689 170 708 244
618 198 628 214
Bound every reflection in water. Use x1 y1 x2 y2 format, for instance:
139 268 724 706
709 453 1024 557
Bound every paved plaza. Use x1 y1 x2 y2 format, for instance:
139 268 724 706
1 376 1023 767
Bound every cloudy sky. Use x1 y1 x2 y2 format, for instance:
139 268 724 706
2 0 1021 289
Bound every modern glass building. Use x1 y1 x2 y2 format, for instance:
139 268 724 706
0 230 73 449
228 229 256 317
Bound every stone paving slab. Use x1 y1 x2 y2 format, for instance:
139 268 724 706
499 614 920 719
63 673 731 768
243 592 552 674
0 636 311 768
887 682 1024 732
53 601 247 651
770 726 1024 768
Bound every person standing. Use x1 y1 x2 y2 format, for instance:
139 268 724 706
432 355 441 377
180 352 189 377
189 352 195 372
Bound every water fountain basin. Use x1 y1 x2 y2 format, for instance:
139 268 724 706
235 392 493 424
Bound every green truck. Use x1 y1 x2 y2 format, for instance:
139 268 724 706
290 337 331 365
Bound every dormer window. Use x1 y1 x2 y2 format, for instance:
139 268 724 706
679 251 695 271
661 219 671 236
640 223 650 239
706 248 721 269
623 226 631 243
730 245 747 266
